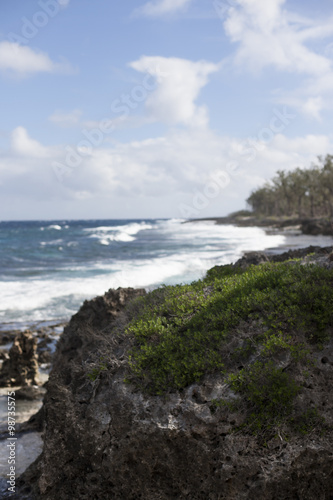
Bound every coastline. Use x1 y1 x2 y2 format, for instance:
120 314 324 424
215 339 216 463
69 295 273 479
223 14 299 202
187 214 333 237
1 221 333 495
7 243 333 499
186 215 333 254
0 218 289 326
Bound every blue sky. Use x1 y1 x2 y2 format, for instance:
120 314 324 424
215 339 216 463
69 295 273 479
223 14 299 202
1 0 333 220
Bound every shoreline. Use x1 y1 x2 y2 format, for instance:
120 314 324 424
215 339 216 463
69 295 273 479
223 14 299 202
0 242 333 497
187 215 333 254
1 222 333 331
187 214 333 237
8 243 333 499
2 217 329 331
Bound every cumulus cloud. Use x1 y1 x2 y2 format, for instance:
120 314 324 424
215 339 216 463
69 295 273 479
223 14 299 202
271 133 331 156
302 97 323 121
55 130 333 205
274 94 324 121
300 97 323 121
222 0 333 120
129 56 219 127
1 125 333 218
224 0 333 75
11 127 48 158
0 41 72 77
134 0 193 17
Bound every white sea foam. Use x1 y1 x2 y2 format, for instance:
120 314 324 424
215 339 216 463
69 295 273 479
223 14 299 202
90 232 136 243
85 222 153 244
40 239 63 246
0 220 291 323
46 224 62 230
84 222 153 235
0 226 286 323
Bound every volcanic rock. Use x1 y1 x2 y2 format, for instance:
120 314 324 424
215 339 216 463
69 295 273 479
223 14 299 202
0 331 39 387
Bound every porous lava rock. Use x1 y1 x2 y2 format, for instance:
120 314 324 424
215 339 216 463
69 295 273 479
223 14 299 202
0 331 39 387
13 273 333 500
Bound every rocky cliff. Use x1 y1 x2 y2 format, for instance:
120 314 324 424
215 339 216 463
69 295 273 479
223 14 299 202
14 250 333 499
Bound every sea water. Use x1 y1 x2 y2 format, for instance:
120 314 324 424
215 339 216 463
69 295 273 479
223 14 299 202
0 218 291 325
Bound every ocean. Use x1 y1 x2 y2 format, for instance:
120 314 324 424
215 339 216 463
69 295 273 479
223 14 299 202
1 218 333 327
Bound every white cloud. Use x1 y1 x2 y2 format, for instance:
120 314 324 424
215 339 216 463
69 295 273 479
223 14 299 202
67 129 333 212
49 109 82 128
11 127 48 158
134 0 193 17
0 41 72 77
129 56 219 127
2 126 332 218
306 72 333 96
222 1 333 120
275 95 324 121
300 96 323 121
271 133 331 156
224 0 333 75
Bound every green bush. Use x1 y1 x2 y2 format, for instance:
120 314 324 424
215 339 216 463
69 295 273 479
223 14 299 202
228 361 300 432
125 261 333 395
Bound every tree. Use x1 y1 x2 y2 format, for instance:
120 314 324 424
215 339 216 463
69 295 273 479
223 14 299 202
246 155 333 219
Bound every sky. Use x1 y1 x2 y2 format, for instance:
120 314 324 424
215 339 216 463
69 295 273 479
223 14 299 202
1 0 333 220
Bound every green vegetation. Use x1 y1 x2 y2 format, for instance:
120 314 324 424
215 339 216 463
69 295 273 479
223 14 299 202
228 361 300 433
123 259 333 435
126 261 332 393
247 154 333 218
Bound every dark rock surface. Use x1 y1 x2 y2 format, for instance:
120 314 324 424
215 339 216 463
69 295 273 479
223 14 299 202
0 332 39 387
9 257 333 499
244 245 333 266
15 386 46 401
0 330 20 345
37 350 53 365
234 251 270 269
301 219 333 236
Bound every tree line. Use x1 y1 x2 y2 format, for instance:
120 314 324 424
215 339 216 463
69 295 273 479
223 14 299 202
246 155 333 218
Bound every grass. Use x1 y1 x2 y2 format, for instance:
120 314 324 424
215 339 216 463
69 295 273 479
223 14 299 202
125 261 333 393
119 259 333 436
